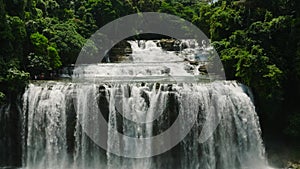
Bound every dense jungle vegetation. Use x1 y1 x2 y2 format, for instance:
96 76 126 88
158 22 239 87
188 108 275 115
0 0 300 163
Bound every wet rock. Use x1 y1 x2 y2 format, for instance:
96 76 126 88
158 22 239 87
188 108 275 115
198 65 208 74
159 39 180 51
189 60 199 66
155 83 160 90
184 58 199 66
184 64 194 73
141 91 150 108
180 40 189 50
287 161 300 169
161 66 171 74
167 84 173 91
99 85 106 96
107 40 132 62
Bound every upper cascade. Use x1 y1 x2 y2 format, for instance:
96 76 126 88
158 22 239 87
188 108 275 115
72 40 212 83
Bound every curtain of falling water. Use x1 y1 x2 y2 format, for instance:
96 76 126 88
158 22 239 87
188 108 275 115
21 81 269 169
22 83 69 169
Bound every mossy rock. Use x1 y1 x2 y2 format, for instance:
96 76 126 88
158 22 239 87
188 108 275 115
287 161 300 169
108 40 132 62
159 39 181 51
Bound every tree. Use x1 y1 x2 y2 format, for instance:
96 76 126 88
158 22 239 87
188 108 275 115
47 21 85 64
88 0 117 27
30 32 48 55
27 32 62 75
47 46 62 69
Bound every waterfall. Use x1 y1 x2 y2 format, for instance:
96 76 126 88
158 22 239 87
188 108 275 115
17 40 272 169
22 81 269 169
22 83 70 169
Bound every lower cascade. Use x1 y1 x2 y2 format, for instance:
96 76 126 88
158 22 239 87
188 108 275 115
21 80 270 169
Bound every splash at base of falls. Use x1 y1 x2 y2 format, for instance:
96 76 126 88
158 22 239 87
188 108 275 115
22 80 269 169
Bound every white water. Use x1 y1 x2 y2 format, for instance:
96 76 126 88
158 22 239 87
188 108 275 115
21 40 271 169
22 81 269 169
72 40 210 83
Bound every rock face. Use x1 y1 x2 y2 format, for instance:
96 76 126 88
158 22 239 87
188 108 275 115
158 39 181 51
107 41 132 62
198 65 208 74
287 161 300 169
0 104 22 167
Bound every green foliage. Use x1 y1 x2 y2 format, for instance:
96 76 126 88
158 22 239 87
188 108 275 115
4 0 26 17
8 16 27 42
159 1 177 15
0 59 29 100
207 2 242 40
28 32 62 74
27 53 50 72
30 32 48 55
47 21 85 64
220 45 282 99
210 0 299 140
6 67 30 93
0 15 27 61
88 0 117 27
47 46 62 69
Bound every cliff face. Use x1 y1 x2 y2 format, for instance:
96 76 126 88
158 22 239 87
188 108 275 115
0 102 22 167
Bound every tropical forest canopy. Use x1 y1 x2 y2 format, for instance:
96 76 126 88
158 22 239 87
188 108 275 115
0 0 300 141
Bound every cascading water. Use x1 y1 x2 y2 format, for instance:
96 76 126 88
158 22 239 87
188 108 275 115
20 40 272 169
